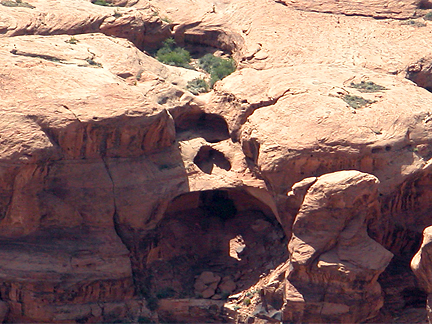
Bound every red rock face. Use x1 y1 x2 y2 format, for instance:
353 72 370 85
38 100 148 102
285 171 393 323
3 0 432 323
144 190 287 297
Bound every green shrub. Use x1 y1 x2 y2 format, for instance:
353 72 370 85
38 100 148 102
349 81 388 93
113 9 122 18
156 38 192 68
187 78 210 95
243 297 251 306
198 53 217 72
343 94 374 109
424 11 432 21
85 58 103 68
92 0 114 6
401 19 427 27
65 36 79 45
1 0 35 8
161 16 173 23
198 53 236 86
245 291 253 298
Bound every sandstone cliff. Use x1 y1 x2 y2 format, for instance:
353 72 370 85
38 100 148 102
1 0 432 323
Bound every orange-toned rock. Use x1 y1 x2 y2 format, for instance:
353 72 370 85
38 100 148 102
3 0 432 322
412 226 432 323
286 171 393 322
276 0 424 19
233 171 392 323
0 0 170 49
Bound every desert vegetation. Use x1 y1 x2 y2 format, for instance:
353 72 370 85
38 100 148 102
92 0 114 6
424 10 432 20
156 39 236 93
156 38 192 69
350 81 388 92
1 0 34 8
198 53 236 87
343 94 375 108
186 78 210 95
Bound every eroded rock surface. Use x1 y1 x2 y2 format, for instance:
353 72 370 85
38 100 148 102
412 226 432 323
2 0 432 322
275 0 427 19
287 171 393 322
227 171 393 323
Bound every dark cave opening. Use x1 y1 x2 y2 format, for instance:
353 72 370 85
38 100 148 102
174 112 230 143
145 189 288 303
374 224 428 319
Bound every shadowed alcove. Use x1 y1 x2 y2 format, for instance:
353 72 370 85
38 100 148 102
145 189 288 301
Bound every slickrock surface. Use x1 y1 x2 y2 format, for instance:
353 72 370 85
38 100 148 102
276 0 427 19
2 0 432 323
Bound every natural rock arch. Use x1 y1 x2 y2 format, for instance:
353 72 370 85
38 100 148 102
143 189 288 305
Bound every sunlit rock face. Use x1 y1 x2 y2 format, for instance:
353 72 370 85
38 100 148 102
3 0 432 322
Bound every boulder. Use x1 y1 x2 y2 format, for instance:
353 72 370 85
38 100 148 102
234 171 393 323
284 171 393 323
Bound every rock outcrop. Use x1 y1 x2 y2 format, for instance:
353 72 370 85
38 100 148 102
286 171 393 322
228 171 393 323
2 0 432 322
0 0 171 49
412 226 432 323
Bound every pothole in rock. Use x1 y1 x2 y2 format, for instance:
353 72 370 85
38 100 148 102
148 35 237 96
145 189 288 305
174 112 230 143
193 146 231 174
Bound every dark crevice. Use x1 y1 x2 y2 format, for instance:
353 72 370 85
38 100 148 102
61 104 81 123
231 89 291 141
101 156 137 298
10 49 62 63
100 156 118 234
242 137 260 164
378 253 427 318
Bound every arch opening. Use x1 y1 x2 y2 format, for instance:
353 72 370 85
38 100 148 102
145 189 288 303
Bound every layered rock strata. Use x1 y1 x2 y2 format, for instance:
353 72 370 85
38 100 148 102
2 0 432 322
228 171 393 323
